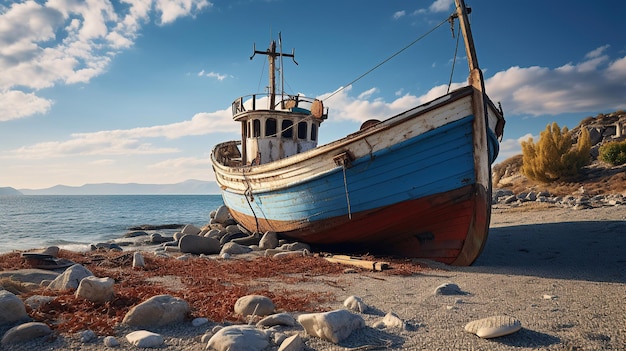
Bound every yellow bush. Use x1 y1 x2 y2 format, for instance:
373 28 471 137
521 122 591 182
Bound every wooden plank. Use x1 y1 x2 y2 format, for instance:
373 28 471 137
323 255 390 271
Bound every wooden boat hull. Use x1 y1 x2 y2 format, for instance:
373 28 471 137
212 86 504 265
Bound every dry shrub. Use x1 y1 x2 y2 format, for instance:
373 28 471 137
521 122 591 182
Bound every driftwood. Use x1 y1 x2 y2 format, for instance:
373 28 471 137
323 255 390 271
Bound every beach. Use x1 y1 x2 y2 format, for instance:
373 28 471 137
1 204 625 350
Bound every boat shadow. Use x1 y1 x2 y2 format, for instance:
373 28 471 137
468 220 626 283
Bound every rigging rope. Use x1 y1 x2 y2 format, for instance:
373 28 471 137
447 19 461 93
322 16 451 103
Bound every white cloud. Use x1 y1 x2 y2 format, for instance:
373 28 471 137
585 45 609 59
198 70 230 81
497 133 535 161
429 0 453 13
393 10 405 20
2 107 233 159
485 47 626 116
156 0 211 24
0 0 211 122
0 90 53 121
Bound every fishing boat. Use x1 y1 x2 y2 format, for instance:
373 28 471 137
211 0 505 265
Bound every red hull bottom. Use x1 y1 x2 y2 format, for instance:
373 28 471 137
229 184 490 265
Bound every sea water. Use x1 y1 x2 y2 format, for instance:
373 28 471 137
0 195 224 254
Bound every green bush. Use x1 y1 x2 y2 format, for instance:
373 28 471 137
521 122 591 182
599 141 626 166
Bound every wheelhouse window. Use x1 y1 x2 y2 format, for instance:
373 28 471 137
266 118 277 137
297 121 307 140
311 124 318 141
281 120 293 138
252 119 261 137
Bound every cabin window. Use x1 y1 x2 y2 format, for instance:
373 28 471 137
281 120 293 138
311 124 318 141
242 121 248 138
253 119 261 137
297 121 307 140
265 118 277 137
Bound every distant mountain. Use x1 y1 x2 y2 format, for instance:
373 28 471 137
18 179 221 195
0 187 23 196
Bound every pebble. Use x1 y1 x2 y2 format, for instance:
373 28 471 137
103 335 119 347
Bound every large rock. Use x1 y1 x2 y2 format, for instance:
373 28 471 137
122 294 189 327
75 276 115 303
0 290 28 325
206 325 269 351
181 224 202 235
1 322 51 344
234 295 275 318
213 205 231 224
179 234 221 255
47 264 93 290
259 231 278 250
297 309 365 343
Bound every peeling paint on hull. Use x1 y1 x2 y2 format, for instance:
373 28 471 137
228 184 489 265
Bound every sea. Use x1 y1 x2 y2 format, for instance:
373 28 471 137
0 195 224 254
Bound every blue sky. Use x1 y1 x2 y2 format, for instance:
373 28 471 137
2 0 626 189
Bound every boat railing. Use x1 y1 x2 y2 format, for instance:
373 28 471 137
232 93 328 118
213 140 243 167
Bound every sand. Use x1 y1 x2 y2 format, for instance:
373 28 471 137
2 205 625 350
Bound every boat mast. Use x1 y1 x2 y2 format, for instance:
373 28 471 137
251 34 296 110
454 0 484 91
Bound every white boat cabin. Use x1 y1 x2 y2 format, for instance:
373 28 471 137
231 94 327 165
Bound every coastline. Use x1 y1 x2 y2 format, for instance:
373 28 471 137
1 204 625 350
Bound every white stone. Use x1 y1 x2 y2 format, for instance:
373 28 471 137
0 290 28 325
1 322 52 344
234 295 275 317
125 330 164 348
278 334 304 351
75 276 115 303
47 264 93 290
464 315 522 338
372 312 406 330
206 325 269 351
256 312 296 328
343 295 369 313
133 252 145 268
297 309 365 343
122 294 190 327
